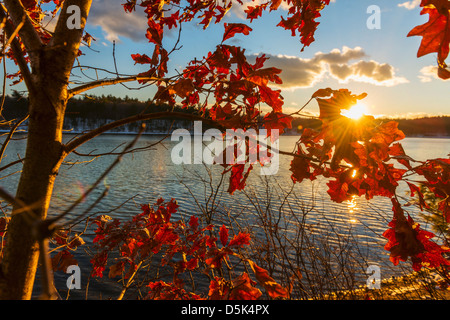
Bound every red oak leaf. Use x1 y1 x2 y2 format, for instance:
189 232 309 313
0 217 8 237
131 53 153 65
258 86 284 112
227 164 253 194
408 4 450 78
146 19 164 45
228 232 251 247
245 4 267 22
222 23 253 42
248 261 289 299
263 111 293 134
219 224 228 247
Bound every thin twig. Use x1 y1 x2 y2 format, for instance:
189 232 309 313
48 124 147 227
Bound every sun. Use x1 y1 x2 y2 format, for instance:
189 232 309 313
341 102 368 120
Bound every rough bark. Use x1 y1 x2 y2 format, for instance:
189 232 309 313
0 0 92 299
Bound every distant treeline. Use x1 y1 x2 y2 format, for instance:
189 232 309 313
1 91 449 137
1 91 200 120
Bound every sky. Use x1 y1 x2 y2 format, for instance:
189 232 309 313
4 0 450 118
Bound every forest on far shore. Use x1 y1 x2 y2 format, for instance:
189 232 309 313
1 92 450 137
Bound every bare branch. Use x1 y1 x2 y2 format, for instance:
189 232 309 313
49 124 146 227
67 76 161 99
0 115 29 166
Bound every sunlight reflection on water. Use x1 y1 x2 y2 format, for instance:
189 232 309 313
1 134 449 298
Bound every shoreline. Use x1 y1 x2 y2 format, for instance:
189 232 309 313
2 129 450 139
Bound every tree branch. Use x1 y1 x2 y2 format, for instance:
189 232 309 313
67 76 161 99
0 114 29 166
2 1 42 56
44 0 92 89
0 5 34 92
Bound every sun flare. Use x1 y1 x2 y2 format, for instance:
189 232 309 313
341 102 368 120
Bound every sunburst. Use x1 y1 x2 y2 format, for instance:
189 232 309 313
341 102 368 120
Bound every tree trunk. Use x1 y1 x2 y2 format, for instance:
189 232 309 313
0 92 66 299
0 0 92 299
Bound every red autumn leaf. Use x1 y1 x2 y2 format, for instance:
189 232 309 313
408 5 450 60
228 232 251 248
186 257 198 270
388 142 412 169
109 261 125 278
146 281 202 300
270 0 283 11
406 182 428 210
131 53 153 65
205 247 229 269
227 164 253 194
82 32 95 47
209 274 262 300
245 4 267 22
263 112 293 134
168 78 195 99
383 199 426 265
438 64 450 79
222 23 253 42
408 4 450 78
228 272 262 300
122 1 136 13
311 87 334 98
51 250 78 272
219 224 228 247
246 67 283 87
248 261 289 299
0 217 8 237
276 1 330 51
258 86 284 112
189 215 199 231
326 179 351 203
439 199 450 223
290 150 313 184
146 19 164 45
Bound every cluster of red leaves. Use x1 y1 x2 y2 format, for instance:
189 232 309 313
123 0 327 128
408 0 450 79
291 88 405 201
383 198 450 271
288 88 450 271
89 198 289 300
243 0 330 51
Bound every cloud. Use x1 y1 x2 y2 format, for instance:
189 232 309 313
398 0 421 10
418 65 440 82
249 46 408 89
88 0 148 42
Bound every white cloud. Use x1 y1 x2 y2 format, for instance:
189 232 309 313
418 65 440 82
249 46 408 89
398 0 421 10
88 0 148 42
